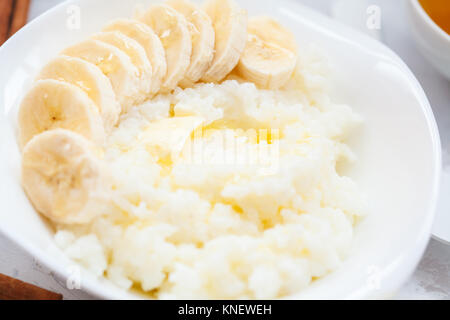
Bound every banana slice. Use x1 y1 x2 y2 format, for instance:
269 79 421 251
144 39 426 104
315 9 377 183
62 39 141 113
138 4 192 93
92 31 153 99
18 79 105 148
22 129 107 224
167 0 215 87
201 0 247 83
103 19 167 96
236 16 298 89
37 55 120 132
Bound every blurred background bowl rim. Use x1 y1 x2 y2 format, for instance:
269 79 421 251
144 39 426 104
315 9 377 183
410 0 450 43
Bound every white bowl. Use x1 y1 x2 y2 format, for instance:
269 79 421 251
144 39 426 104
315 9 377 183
406 0 450 80
0 0 441 299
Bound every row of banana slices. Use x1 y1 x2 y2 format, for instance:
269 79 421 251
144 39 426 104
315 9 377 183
19 0 298 224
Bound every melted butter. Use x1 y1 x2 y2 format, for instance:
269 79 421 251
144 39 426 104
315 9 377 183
75 80 92 93
98 54 116 75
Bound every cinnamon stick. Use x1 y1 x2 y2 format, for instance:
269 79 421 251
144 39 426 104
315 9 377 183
0 273 63 300
8 0 31 38
0 0 14 45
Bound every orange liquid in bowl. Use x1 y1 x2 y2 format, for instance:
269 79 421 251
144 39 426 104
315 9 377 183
419 0 450 35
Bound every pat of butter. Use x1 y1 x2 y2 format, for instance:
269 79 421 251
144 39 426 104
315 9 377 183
139 116 205 157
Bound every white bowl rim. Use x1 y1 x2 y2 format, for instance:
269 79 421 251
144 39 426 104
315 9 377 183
0 0 442 299
410 0 450 43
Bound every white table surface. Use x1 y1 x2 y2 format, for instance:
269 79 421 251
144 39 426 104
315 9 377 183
0 0 448 300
